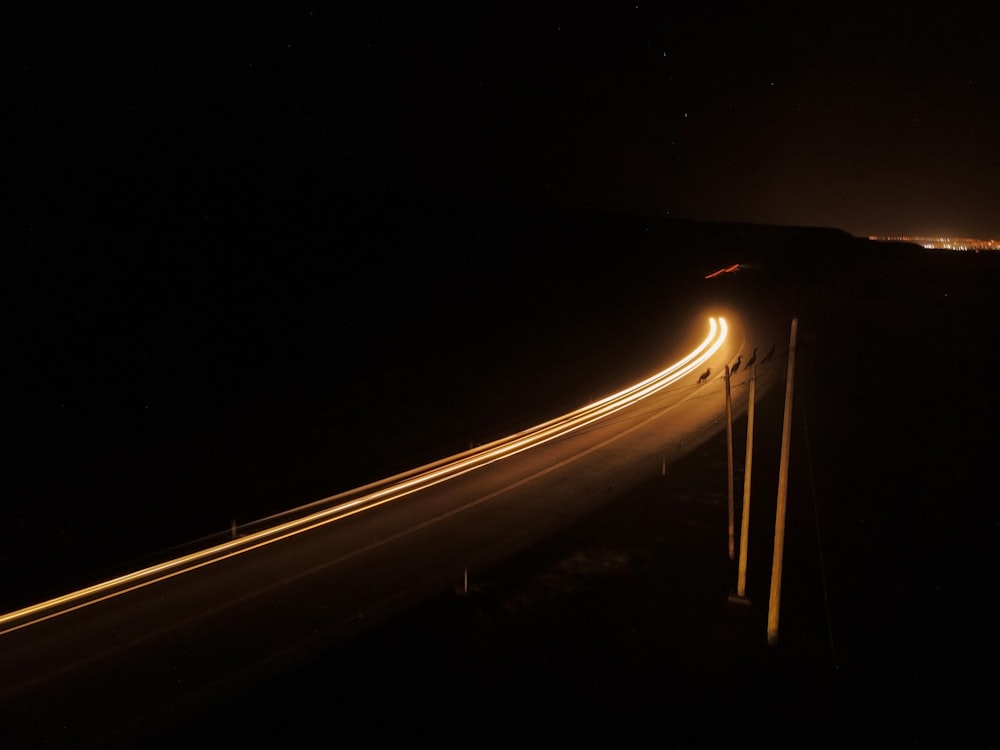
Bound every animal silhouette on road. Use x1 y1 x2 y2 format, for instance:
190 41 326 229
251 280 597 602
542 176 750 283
697 368 711 384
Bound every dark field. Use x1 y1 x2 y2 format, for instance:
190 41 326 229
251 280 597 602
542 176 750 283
6 202 1000 746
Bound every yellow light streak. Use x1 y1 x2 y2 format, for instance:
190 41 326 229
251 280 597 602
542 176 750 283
0 316 727 636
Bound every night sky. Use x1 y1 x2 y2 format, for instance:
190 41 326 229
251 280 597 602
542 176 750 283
12 3 1000 239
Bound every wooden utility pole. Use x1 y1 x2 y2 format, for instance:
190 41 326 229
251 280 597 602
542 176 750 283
767 318 798 646
735 364 756 600
725 364 735 561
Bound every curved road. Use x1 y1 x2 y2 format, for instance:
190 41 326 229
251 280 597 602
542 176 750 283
0 307 783 746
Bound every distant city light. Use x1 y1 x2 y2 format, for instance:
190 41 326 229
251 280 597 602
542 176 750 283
868 235 999 252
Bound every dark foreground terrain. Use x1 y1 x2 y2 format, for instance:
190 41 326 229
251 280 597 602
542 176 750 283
6 201 999 747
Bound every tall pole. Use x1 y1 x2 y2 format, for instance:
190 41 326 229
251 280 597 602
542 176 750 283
725 364 735 561
736 365 756 599
767 318 799 646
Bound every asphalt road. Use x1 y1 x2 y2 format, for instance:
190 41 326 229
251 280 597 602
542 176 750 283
0 308 783 747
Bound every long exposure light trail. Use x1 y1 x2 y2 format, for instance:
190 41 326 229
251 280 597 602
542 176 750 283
0 316 727 636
